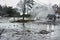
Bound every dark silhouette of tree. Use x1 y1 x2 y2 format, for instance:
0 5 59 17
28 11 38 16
2 6 20 17
0 5 31 17
0 5 2 11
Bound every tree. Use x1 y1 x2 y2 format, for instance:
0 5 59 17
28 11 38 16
2 6 20 17
17 0 33 18
0 5 2 11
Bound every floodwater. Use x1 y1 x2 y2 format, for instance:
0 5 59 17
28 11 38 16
0 22 60 40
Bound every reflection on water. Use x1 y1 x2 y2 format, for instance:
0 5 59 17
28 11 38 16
0 23 59 40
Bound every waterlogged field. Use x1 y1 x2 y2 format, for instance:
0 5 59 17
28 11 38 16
0 23 60 40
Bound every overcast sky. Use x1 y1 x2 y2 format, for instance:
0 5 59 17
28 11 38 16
0 0 60 8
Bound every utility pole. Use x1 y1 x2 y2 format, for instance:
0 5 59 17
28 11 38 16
22 0 26 40
23 0 26 32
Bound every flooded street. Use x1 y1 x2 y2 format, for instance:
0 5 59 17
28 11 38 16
0 22 59 40
0 0 60 40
